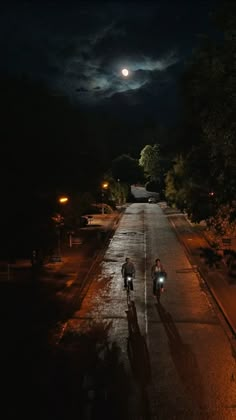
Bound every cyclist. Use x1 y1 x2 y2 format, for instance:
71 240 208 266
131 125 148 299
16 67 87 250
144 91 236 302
121 257 135 290
151 258 166 295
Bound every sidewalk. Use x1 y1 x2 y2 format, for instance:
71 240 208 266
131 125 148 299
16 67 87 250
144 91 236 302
192 233 236 338
162 204 236 338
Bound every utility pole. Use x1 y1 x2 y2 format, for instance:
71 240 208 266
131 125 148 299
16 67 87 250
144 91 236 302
101 182 109 214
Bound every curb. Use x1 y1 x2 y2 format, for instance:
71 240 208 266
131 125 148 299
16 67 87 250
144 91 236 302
166 210 236 338
196 264 236 338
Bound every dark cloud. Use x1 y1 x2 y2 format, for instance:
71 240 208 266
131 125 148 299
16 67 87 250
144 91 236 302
75 87 89 92
0 0 221 122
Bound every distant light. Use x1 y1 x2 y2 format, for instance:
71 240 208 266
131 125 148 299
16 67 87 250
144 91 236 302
209 191 215 197
102 182 109 189
121 68 129 77
59 197 69 203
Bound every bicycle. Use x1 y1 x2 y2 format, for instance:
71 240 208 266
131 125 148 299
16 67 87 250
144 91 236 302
126 275 133 305
154 272 166 302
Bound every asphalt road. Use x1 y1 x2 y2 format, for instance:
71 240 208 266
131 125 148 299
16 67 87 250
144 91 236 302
3 197 236 419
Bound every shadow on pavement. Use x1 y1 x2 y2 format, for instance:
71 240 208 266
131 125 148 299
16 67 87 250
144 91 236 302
156 302 207 410
126 300 152 419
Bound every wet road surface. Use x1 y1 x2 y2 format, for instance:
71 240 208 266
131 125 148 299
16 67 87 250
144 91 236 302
3 203 236 419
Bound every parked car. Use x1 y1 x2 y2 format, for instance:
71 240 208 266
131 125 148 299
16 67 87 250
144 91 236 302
80 216 89 227
148 196 157 203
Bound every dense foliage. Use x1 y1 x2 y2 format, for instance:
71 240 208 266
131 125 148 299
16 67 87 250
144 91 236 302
111 154 144 184
165 1 236 230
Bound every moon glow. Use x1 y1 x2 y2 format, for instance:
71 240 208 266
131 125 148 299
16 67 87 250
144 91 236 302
122 68 129 76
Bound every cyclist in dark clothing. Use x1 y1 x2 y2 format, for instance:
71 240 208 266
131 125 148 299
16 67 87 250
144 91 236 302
121 257 135 289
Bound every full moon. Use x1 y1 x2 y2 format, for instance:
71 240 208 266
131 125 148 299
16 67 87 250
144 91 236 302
121 68 129 77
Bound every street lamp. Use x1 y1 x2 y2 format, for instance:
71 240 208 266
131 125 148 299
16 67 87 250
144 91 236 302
56 196 69 260
59 196 69 204
117 178 121 205
101 182 109 214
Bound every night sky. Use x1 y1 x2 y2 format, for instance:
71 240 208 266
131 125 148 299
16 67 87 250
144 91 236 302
0 0 226 256
0 0 225 202
1 0 221 124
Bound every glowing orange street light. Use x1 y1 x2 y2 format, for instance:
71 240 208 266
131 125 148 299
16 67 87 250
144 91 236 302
102 182 109 189
59 196 69 203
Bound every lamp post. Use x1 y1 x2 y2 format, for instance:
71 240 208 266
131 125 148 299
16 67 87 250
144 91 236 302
101 182 108 214
56 196 69 260
57 224 61 260
117 178 121 205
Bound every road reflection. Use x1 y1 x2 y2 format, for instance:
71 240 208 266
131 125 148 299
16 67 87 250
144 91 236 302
156 302 206 409
126 300 152 419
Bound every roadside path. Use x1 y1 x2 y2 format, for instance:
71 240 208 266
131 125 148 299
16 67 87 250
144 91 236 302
162 204 236 340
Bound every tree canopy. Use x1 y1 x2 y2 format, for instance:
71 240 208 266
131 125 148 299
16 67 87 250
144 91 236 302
111 154 144 184
165 0 236 224
139 144 161 182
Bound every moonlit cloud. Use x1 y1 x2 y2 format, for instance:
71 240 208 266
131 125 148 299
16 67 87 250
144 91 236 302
58 39 179 105
129 52 178 72
0 0 220 119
